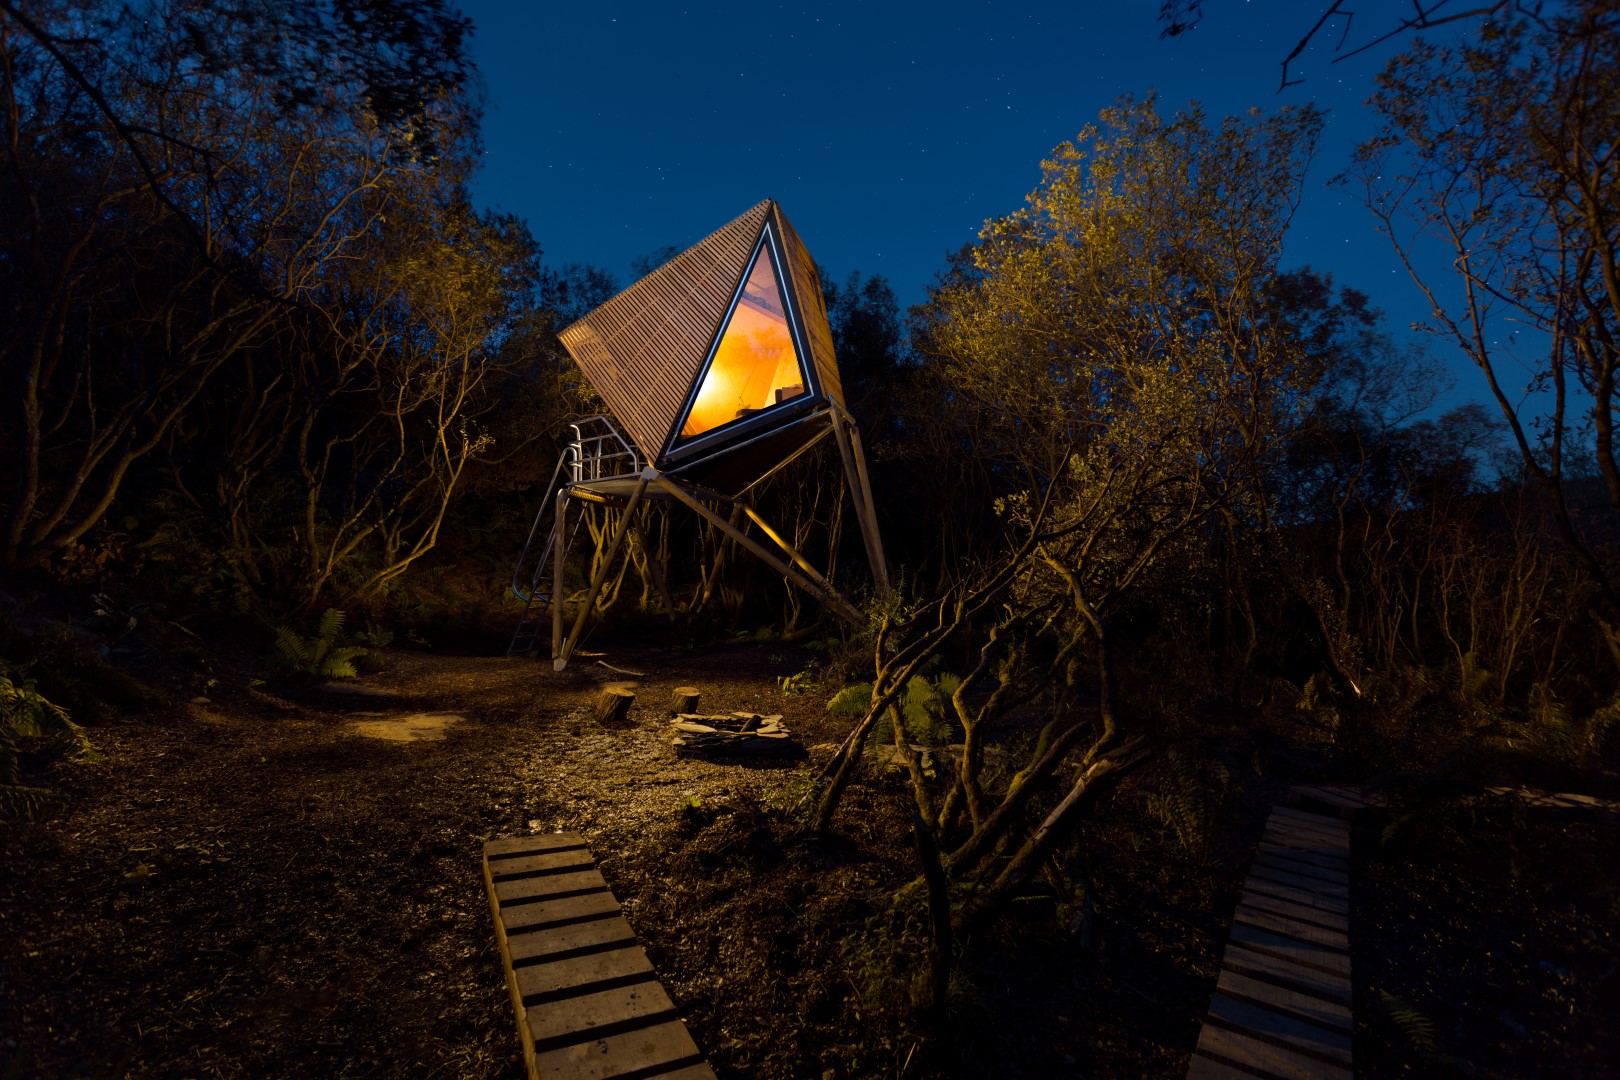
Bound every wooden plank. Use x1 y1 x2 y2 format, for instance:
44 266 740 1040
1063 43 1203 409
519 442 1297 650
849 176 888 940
1216 968 1352 1034
1223 945 1351 1005
507 914 639 964
1312 784 1384 807
516 943 658 1004
1240 877 1349 917
488 849 602 880
496 869 614 906
1257 816 1347 848
1232 903 1350 951
1267 804 1351 832
1262 821 1346 848
1236 890 1348 934
535 1017 709 1080
1252 851 1349 887
1269 804 1353 831
503 891 624 934
1194 1023 1353 1080
1486 787 1620 812
1245 869 1348 907
1257 835 1349 862
1272 799 1353 821
488 833 593 859
1292 785 1365 809
1262 818 1349 847
528 981 679 1049
1287 785 1382 821
1260 832 1347 859
1207 994 1352 1065
1187 1052 1269 1079
1256 840 1348 873
1257 835 1347 867
1228 921 1351 977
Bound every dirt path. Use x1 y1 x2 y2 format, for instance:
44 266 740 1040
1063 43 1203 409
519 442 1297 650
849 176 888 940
0 646 839 1078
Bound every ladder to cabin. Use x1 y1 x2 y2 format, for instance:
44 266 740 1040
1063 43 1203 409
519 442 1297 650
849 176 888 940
507 418 642 657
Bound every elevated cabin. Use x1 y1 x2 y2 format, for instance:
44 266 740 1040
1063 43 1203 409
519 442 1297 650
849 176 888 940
512 199 888 668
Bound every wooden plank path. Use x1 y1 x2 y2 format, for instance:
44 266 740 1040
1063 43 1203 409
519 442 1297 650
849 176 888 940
1484 787 1620 816
1292 782 1618 819
1187 804 1356 1080
1283 784 1383 822
483 833 717 1080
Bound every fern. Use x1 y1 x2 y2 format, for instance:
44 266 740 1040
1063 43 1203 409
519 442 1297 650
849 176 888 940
1497 684 1620 773
354 622 394 650
271 609 368 681
1146 750 1229 864
1378 990 1436 1053
1454 651 1494 703
901 674 958 745
1 661 96 822
826 683 874 719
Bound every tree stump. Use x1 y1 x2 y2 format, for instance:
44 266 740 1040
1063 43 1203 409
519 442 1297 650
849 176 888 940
669 687 701 716
594 687 635 725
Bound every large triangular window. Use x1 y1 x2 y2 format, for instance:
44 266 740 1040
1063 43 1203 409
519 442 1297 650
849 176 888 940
677 233 810 443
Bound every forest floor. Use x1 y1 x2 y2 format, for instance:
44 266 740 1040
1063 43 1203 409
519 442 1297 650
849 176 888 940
1 635 1617 1078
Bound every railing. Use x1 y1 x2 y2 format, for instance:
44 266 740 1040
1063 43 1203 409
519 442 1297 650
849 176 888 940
567 415 641 482
510 416 642 605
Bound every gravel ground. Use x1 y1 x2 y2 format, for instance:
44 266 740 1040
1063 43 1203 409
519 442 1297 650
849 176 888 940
9 638 1606 1078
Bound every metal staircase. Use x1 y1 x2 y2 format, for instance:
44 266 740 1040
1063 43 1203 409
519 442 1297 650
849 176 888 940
507 418 642 656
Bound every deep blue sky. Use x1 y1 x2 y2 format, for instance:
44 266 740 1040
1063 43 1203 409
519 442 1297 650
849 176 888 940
459 0 1486 407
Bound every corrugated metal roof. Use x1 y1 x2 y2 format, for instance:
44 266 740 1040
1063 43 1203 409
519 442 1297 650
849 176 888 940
557 199 844 472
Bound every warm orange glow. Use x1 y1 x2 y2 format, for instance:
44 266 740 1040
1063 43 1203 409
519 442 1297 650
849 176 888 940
681 245 806 439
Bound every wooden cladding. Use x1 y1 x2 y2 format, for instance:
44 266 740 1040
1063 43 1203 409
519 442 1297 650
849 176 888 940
558 199 844 472
775 209 842 407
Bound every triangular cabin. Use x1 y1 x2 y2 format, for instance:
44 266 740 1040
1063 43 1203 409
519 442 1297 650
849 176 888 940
558 199 844 494
511 199 887 668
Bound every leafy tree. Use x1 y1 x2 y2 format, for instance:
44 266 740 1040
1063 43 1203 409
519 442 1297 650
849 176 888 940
811 97 1337 1005
0 0 478 574
918 94 1327 735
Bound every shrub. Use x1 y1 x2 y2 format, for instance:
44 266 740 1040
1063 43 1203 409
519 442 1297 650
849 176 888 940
1 661 96 822
271 609 369 681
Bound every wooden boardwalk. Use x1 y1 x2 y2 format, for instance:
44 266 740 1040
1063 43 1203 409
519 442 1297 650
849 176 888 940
1485 787 1620 816
1187 804 1355 1079
483 833 717 1080
1284 783 1382 822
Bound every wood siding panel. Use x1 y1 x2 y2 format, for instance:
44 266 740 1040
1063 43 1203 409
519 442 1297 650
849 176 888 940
559 201 772 460
773 206 844 406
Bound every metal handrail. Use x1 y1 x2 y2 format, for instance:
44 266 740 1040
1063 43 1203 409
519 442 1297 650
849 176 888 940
510 416 642 603
567 416 641 482
510 452 569 603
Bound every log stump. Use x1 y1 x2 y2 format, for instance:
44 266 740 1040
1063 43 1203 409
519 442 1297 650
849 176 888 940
669 687 701 716
594 687 635 725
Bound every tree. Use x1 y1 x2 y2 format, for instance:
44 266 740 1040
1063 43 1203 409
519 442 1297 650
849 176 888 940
0 0 479 575
1343 2 1620 645
918 94 1329 746
810 97 1335 1000
1158 0 1535 90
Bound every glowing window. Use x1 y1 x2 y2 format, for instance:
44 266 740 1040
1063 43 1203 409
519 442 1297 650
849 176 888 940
680 242 808 440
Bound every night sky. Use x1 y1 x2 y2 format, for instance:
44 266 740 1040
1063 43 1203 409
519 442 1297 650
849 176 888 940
459 1 1494 411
